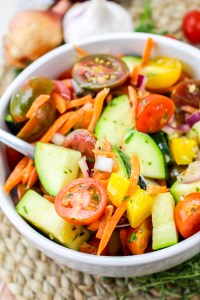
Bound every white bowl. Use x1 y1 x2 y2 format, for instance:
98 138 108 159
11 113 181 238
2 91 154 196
0 33 200 277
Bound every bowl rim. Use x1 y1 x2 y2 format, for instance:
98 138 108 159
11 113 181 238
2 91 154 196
0 32 200 267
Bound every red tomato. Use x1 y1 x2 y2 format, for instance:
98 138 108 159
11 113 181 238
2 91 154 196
127 217 152 255
64 129 96 166
135 94 175 133
182 10 200 44
5 146 23 170
55 178 107 225
175 193 200 238
53 80 72 100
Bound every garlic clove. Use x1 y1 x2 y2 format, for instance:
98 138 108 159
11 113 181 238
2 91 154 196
63 0 134 43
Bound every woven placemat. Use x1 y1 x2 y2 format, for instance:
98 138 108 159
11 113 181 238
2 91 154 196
0 1 200 299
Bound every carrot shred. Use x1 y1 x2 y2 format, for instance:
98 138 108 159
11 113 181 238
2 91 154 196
128 86 138 126
80 109 94 128
157 179 166 186
92 150 115 158
141 37 154 67
4 157 29 193
131 64 140 85
180 105 199 114
127 155 140 196
87 220 100 231
59 103 92 135
146 185 169 195
98 179 109 188
101 137 112 152
97 201 127 255
80 242 97 254
66 95 93 109
25 95 50 119
96 205 113 239
106 93 113 105
39 111 73 143
17 184 27 200
120 228 130 256
43 195 55 203
93 171 111 181
88 88 110 133
51 92 67 114
17 115 42 140
74 45 89 57
22 159 34 185
27 168 38 189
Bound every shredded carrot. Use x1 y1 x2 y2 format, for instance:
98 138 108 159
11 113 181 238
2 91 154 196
17 116 42 140
87 220 100 231
112 160 119 173
92 150 115 158
66 95 93 109
106 93 113 105
141 37 154 67
131 64 140 85
27 168 38 189
157 179 166 186
128 86 138 126
98 179 109 188
97 200 127 255
26 95 50 119
4 157 29 193
80 242 97 254
39 111 73 143
22 159 34 185
180 105 199 114
74 45 89 57
43 195 55 203
96 205 113 239
17 184 27 200
146 185 169 195
102 137 112 152
127 155 140 196
52 92 67 114
93 171 111 181
80 109 94 128
88 88 110 132
120 228 130 256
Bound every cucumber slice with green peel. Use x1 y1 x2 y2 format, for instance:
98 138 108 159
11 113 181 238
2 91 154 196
35 142 81 196
112 146 131 178
170 180 200 203
124 130 166 179
151 131 173 165
95 95 133 147
186 121 200 144
122 56 142 73
152 192 178 250
16 190 90 250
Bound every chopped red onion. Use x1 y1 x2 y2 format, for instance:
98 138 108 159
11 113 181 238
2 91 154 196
78 156 90 177
71 79 84 94
176 124 190 133
177 161 200 184
162 123 190 135
94 155 114 173
51 133 65 146
186 111 200 127
162 124 176 135
136 74 147 90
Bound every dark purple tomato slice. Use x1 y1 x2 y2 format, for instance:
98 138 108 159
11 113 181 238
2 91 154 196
72 54 129 91
171 79 200 108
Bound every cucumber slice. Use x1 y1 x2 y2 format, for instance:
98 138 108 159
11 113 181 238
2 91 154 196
95 95 133 147
151 131 173 165
112 146 131 178
35 142 81 196
16 190 90 250
152 192 178 250
186 121 200 144
124 130 166 179
170 180 200 203
122 56 142 73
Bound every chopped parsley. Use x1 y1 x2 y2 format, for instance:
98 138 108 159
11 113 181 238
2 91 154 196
92 194 99 201
128 232 137 243
23 206 28 214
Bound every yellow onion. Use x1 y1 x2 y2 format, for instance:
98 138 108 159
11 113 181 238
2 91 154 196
3 0 70 68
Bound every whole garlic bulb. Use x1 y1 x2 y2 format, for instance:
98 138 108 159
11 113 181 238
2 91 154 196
63 0 134 43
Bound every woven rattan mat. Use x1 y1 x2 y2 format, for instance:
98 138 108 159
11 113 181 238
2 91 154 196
0 1 200 299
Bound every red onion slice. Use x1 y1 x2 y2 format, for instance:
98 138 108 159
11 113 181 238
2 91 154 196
186 111 200 128
177 161 200 184
136 74 147 90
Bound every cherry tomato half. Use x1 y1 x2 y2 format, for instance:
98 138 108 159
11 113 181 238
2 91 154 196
55 178 107 225
64 129 96 167
175 192 200 238
72 54 129 91
5 146 23 170
171 79 200 108
182 10 200 44
135 94 175 133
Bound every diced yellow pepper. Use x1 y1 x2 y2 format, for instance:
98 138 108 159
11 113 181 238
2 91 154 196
170 137 198 165
107 173 130 207
127 186 153 228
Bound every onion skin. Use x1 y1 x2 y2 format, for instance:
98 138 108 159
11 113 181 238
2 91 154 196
3 0 70 68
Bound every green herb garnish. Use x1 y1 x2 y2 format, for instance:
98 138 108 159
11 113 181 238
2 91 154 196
128 232 137 243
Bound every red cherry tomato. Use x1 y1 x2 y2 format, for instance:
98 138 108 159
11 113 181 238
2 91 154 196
53 80 72 100
64 129 96 166
55 178 107 225
175 192 200 238
135 94 175 133
5 146 23 170
182 10 200 44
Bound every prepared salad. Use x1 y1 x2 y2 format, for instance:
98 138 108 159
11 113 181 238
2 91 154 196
4 38 200 256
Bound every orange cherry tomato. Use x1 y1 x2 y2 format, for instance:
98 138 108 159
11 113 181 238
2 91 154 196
127 217 152 255
55 178 107 225
135 94 175 133
174 192 200 238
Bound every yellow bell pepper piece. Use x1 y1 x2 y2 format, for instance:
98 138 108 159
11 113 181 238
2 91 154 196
170 137 198 165
107 173 130 207
127 186 153 228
